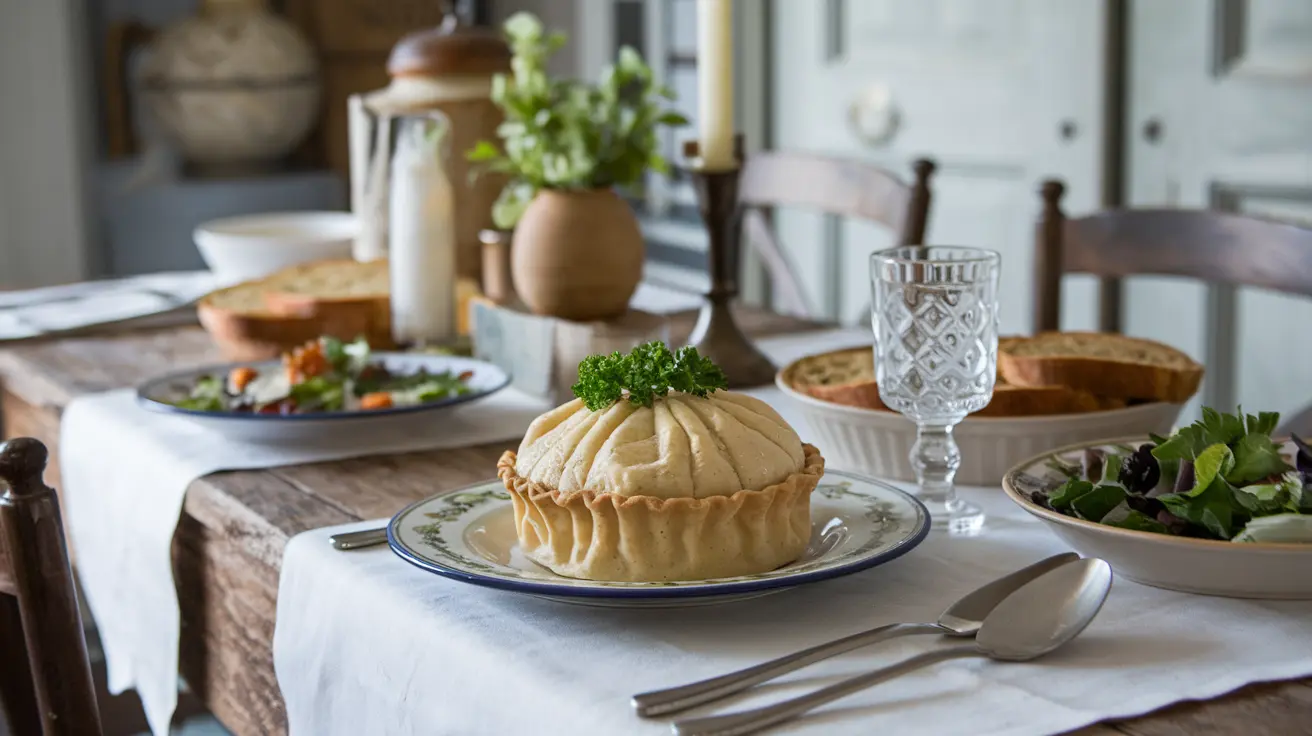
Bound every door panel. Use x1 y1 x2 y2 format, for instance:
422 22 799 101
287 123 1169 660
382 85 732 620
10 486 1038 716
772 0 1109 333
1127 0 1312 420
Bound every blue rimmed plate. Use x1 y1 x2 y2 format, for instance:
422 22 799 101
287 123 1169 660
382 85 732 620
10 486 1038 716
387 470 930 608
136 353 510 442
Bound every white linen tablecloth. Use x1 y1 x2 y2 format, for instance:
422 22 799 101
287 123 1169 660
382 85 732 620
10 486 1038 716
272 329 1312 735
60 387 552 736
53 280 706 735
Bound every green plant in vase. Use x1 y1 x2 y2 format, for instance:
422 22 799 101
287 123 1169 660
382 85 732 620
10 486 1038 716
468 12 688 322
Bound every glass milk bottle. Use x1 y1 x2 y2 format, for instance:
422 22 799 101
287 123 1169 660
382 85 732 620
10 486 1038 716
388 111 457 347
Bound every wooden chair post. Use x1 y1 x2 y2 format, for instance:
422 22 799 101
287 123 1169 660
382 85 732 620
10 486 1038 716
1034 179 1066 334
900 158 936 245
0 438 102 736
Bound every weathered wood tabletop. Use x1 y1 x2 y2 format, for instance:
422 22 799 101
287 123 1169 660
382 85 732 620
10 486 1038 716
0 319 1309 736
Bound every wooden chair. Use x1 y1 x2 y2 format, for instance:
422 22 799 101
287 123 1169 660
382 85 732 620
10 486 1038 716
0 437 102 735
1033 179 1312 433
738 152 935 319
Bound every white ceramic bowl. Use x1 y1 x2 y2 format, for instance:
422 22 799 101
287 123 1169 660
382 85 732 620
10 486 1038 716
1002 437 1312 599
775 373 1183 487
193 211 357 285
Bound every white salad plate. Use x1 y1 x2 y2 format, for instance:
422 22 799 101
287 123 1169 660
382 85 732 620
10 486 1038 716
388 470 931 608
1003 436 1312 600
136 353 510 442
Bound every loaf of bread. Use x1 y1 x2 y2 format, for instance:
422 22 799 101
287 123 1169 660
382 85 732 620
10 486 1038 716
782 341 1124 417
974 384 1125 417
198 260 393 361
998 331 1203 404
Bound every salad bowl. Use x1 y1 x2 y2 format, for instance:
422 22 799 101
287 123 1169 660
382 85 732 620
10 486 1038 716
137 352 510 442
1003 425 1312 599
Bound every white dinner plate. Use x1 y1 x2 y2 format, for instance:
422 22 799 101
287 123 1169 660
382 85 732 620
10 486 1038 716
136 353 510 442
388 470 931 608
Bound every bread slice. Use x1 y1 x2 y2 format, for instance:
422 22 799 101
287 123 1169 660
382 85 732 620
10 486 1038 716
198 260 393 361
998 331 1203 403
783 346 887 410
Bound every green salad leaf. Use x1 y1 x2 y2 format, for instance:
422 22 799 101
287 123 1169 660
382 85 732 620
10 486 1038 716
1070 483 1127 522
393 373 473 404
1159 475 1239 539
1227 431 1290 485
1233 513 1312 543
1047 478 1094 511
1035 406 1309 544
176 375 225 412
289 376 346 412
1101 505 1170 534
1230 472 1301 515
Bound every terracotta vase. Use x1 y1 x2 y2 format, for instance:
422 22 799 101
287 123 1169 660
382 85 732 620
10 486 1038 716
511 188 644 321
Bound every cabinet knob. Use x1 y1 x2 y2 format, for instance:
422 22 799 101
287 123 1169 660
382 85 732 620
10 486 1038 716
847 85 900 146
1059 120 1078 141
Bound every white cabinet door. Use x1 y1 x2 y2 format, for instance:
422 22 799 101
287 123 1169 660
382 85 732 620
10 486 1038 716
771 0 1110 331
1127 0 1312 419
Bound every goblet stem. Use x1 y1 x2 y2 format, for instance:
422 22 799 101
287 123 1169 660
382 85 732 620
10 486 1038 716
910 422 985 534
910 423 959 503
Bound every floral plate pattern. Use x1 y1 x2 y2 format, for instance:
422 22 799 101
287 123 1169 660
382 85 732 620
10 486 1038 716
387 470 930 608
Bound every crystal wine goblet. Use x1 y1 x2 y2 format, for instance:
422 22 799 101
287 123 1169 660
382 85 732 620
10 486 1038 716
870 246 1001 533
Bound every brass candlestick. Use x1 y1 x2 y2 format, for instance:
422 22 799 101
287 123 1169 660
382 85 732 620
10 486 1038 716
682 138 776 388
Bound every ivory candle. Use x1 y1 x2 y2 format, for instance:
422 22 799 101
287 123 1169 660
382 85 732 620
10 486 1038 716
696 0 735 170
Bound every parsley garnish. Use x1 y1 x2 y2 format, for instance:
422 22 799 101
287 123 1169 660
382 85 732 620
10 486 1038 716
571 341 728 411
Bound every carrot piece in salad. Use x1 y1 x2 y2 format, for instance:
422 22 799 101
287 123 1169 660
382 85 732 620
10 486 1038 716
360 392 394 410
284 340 330 383
228 366 259 392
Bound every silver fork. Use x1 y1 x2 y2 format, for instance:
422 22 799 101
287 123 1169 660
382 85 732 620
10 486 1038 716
631 552 1079 717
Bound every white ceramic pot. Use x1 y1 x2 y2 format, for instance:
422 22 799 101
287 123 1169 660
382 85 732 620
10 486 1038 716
140 0 319 173
194 211 357 285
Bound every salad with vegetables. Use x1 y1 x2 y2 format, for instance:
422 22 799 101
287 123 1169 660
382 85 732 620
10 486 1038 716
1025 408 1312 544
172 337 473 415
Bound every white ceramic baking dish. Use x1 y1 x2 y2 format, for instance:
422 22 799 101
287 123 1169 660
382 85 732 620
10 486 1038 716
775 374 1184 487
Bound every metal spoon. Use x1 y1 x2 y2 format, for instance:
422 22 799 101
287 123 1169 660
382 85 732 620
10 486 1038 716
631 552 1079 717
670 557 1112 736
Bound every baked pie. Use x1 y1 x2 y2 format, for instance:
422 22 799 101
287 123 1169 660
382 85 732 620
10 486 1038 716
497 343 825 582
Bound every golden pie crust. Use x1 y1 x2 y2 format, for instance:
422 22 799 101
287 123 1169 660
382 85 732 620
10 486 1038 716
497 444 826 582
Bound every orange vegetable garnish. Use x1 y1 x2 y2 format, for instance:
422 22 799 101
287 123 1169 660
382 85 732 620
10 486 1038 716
228 366 259 392
283 340 330 383
360 392 394 410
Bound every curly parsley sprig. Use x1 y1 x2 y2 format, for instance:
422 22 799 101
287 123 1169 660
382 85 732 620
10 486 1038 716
571 341 728 411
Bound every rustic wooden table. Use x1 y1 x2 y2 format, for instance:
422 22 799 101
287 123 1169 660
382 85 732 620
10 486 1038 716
0 320 1309 736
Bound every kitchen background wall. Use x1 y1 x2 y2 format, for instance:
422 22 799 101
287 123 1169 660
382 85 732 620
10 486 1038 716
1 0 1310 421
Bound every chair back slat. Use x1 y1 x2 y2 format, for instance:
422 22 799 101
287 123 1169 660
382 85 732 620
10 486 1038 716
738 152 935 320
742 209 813 317
1063 210 1312 296
739 151 914 229
1034 179 1312 335
0 438 102 736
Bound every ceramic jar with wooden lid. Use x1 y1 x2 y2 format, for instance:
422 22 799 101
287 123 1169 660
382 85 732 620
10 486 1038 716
347 0 509 279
